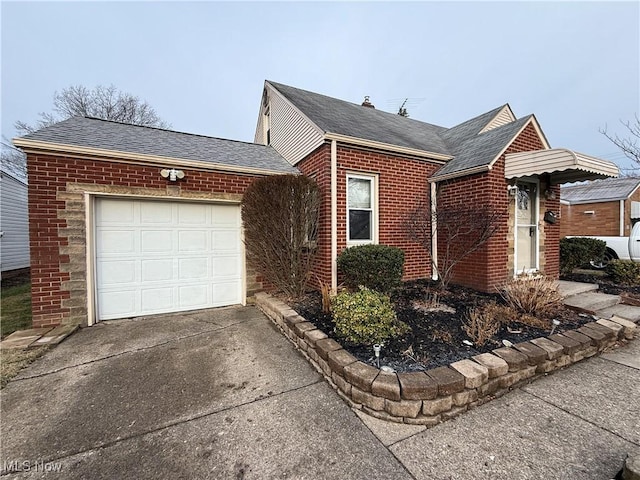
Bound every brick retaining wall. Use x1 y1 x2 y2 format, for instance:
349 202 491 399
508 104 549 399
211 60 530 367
255 292 636 425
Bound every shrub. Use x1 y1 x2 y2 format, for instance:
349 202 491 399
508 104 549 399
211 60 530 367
337 244 404 293
498 275 562 316
559 237 607 275
606 259 640 285
331 287 410 345
463 303 501 346
241 174 320 299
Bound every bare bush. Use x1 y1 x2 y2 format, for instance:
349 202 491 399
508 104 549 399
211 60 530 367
405 198 506 289
241 174 320 299
498 275 562 316
463 304 501 346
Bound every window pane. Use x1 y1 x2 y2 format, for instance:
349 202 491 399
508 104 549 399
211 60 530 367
349 210 371 240
348 178 371 209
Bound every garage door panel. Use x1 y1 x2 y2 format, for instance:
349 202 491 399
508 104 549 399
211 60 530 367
100 261 136 285
140 202 173 224
141 259 174 282
212 256 242 277
212 207 240 226
178 203 208 224
141 230 173 253
100 291 136 318
98 200 134 223
178 231 208 252
178 285 209 307
179 258 208 279
141 287 174 312
212 231 241 251
96 198 243 321
212 282 242 305
99 231 136 254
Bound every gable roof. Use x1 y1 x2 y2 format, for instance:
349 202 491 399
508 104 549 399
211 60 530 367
14 116 297 175
266 81 546 180
561 177 640 204
267 81 451 157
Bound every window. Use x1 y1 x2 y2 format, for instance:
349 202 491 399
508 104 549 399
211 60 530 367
347 174 377 244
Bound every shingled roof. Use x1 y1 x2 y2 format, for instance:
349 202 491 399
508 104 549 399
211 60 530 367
267 81 535 179
15 116 297 175
561 177 640 204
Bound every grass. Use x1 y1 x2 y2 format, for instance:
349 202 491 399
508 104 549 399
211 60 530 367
1 346 48 388
1 282 32 338
1 279 37 388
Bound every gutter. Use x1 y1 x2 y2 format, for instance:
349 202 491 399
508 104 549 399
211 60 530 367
324 133 451 163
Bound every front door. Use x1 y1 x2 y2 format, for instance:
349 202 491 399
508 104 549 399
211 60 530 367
515 181 538 273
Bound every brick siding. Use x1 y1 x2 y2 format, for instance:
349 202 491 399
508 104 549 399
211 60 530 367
559 188 640 238
298 144 440 287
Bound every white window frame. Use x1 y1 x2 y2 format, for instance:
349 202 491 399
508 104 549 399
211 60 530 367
346 172 378 246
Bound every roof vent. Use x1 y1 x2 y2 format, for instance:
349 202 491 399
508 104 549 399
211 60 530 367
361 96 375 109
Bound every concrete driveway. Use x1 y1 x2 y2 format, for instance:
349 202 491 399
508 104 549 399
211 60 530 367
0 307 410 479
1 306 639 479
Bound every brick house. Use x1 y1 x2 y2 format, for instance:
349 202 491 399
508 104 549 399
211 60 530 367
15 80 618 328
255 81 618 292
560 177 640 238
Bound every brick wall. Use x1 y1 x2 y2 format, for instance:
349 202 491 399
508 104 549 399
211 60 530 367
297 143 332 286
560 201 621 237
27 152 263 328
435 122 557 292
298 143 441 286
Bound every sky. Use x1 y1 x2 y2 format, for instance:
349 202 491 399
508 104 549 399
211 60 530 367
2 1 639 172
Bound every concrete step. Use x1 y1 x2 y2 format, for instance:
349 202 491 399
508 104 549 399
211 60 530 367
562 292 620 315
597 304 640 323
556 280 599 297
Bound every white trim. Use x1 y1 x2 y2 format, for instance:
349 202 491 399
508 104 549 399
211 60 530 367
86 193 96 326
620 199 625 236
324 132 451 162
331 140 338 291
346 172 378 247
13 138 291 177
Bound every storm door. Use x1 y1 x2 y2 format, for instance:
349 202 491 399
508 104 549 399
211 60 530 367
514 181 539 273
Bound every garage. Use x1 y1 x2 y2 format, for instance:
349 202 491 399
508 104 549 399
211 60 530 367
95 198 243 320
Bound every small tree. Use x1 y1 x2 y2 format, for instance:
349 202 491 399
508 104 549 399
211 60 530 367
241 174 320 299
405 198 505 289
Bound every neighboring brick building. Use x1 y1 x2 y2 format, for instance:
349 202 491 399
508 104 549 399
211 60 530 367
560 177 640 238
15 80 619 328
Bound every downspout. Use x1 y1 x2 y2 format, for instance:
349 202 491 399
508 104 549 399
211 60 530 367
430 181 438 281
620 199 625 236
331 140 338 290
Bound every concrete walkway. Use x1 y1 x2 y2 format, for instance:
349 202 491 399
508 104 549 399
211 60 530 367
1 291 638 479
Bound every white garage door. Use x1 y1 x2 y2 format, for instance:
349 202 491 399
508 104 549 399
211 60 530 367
95 198 243 320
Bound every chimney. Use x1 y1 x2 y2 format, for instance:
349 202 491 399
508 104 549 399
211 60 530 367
361 96 375 109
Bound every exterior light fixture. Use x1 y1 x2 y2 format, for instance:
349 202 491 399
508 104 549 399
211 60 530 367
160 168 185 182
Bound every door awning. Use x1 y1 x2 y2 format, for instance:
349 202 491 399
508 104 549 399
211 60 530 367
504 148 619 185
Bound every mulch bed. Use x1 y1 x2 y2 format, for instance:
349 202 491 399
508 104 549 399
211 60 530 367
293 279 596 373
